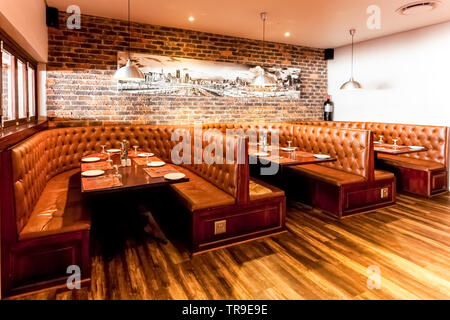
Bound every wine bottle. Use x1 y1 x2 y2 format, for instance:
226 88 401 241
324 95 334 121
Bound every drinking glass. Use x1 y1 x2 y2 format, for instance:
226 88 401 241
287 141 292 149
378 136 384 143
393 139 398 148
113 164 121 179
133 145 139 156
100 145 106 154
146 156 152 166
106 152 113 163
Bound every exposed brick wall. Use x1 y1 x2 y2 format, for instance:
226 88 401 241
47 13 327 126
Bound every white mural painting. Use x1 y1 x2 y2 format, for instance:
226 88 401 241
117 52 302 98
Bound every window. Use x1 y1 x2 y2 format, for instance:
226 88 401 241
28 66 36 117
1 29 38 128
17 59 27 119
2 49 14 121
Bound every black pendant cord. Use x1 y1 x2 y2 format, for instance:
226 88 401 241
351 31 354 79
262 15 265 68
128 0 131 60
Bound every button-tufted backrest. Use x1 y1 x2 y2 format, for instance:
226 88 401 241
295 121 449 167
185 128 243 199
202 123 294 146
11 131 51 233
364 122 449 166
292 125 372 179
10 125 246 234
204 122 373 178
295 121 366 130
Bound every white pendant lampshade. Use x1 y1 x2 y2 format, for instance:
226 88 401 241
340 77 362 90
340 29 362 90
112 0 145 81
251 12 275 87
113 59 145 81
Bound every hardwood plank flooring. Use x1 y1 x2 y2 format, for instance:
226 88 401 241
11 192 450 300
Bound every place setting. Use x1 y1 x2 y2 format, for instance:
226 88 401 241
373 137 427 154
143 164 186 180
81 169 123 192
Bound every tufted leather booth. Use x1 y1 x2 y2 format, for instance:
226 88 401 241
203 123 374 183
291 125 371 180
11 125 195 236
5 124 286 278
202 122 295 147
201 123 395 217
10 125 253 235
296 121 449 196
298 121 449 167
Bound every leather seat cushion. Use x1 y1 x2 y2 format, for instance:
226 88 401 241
19 169 91 241
289 164 365 186
374 170 395 181
170 166 236 212
249 179 285 201
377 154 445 171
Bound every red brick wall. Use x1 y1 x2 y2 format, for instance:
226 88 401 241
47 13 327 126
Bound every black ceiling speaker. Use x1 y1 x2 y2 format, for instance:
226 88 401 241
46 6 59 28
324 48 334 60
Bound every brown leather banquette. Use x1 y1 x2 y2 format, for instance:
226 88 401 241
1 125 285 297
203 123 396 218
298 121 449 197
288 125 395 217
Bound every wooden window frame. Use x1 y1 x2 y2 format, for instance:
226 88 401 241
1 27 38 129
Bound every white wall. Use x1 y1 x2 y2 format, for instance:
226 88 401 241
328 21 450 127
0 0 48 62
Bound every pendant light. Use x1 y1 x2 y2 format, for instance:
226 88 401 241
113 0 145 81
251 12 276 87
340 29 362 90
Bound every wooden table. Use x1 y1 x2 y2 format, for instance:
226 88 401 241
249 146 336 167
81 153 188 195
80 152 189 247
374 143 428 155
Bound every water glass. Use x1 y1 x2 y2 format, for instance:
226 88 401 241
378 136 384 143
113 164 121 179
100 145 106 154
393 139 398 148
133 145 139 155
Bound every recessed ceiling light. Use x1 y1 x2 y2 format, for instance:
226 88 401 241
188 16 195 22
397 1 441 15
284 32 291 37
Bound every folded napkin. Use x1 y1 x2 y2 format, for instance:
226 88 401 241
82 175 122 191
133 156 161 166
81 161 113 171
128 150 144 158
144 165 180 178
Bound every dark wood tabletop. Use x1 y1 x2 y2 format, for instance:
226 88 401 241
81 153 188 195
373 143 428 155
249 146 336 167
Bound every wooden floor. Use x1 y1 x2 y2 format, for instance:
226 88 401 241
11 192 450 300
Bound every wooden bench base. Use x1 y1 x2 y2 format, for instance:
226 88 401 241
377 164 448 198
191 196 286 253
4 230 90 297
286 176 396 219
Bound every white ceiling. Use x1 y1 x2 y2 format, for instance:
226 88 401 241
47 0 450 48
